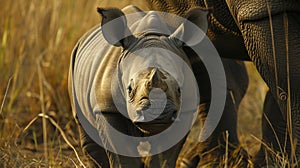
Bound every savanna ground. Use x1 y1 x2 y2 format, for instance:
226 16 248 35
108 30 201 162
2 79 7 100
0 0 269 167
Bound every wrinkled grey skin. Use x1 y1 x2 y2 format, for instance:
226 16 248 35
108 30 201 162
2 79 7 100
69 5 249 168
68 6 206 168
147 0 300 166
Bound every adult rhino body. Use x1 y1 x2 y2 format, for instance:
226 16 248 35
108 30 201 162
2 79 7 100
148 0 300 166
69 5 249 167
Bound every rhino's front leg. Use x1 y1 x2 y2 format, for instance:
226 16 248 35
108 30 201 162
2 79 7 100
95 113 145 168
77 121 109 168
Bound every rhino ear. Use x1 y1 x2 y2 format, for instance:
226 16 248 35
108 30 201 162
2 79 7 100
169 7 209 46
97 7 136 48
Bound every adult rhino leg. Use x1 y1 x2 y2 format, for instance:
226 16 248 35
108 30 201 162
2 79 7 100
254 91 291 167
226 0 300 163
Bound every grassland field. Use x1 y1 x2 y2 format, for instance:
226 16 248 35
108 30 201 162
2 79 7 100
0 0 268 167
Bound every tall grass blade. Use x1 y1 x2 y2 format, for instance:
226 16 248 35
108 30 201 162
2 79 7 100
0 76 13 115
37 60 48 164
224 131 229 168
283 11 297 167
266 0 280 106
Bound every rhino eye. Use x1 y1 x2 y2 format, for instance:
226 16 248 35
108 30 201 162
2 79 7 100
127 85 133 94
128 79 134 93
177 87 181 94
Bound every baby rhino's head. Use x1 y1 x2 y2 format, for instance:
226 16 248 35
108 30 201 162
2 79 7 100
125 67 181 134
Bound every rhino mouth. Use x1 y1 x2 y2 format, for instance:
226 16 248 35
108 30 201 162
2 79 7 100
132 98 179 134
133 115 175 134
137 97 151 109
134 122 173 135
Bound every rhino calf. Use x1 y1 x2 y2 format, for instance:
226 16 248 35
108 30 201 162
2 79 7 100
68 5 249 168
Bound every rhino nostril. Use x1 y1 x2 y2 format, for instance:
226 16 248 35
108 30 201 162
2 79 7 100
141 96 148 100
146 81 151 89
139 96 150 104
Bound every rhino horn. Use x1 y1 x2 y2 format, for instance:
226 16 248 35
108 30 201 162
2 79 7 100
150 68 160 86
150 68 167 87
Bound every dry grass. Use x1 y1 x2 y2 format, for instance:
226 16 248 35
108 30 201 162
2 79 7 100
0 0 102 167
0 0 291 167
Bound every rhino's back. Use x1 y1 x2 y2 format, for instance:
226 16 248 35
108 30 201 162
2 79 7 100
70 25 123 129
